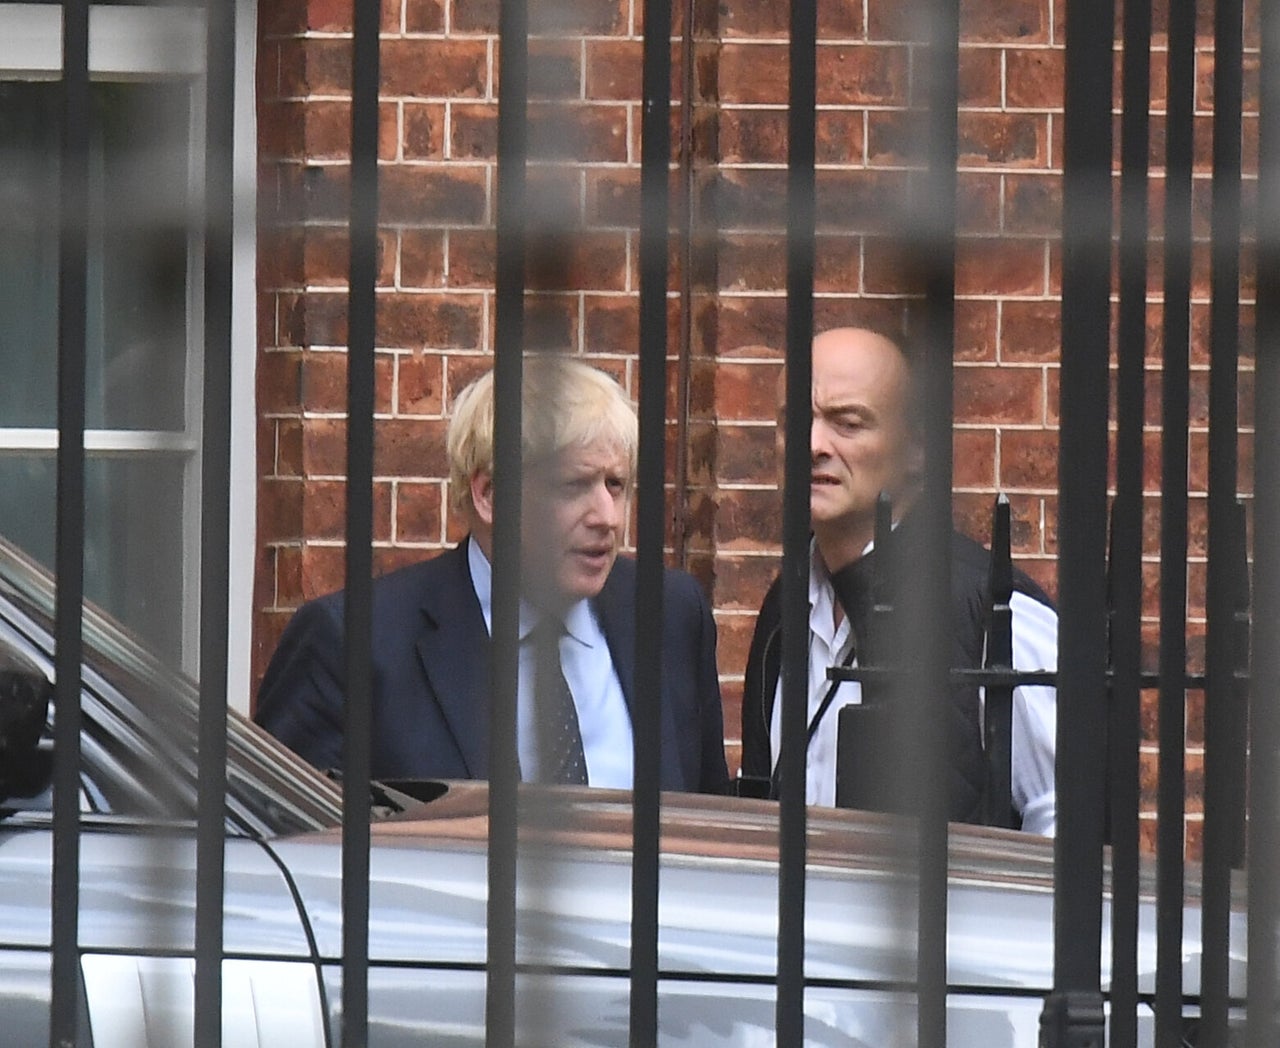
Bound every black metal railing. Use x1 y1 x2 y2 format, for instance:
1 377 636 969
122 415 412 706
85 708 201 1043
33 0 1272 1045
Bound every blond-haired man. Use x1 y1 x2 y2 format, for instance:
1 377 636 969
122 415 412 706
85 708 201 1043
257 356 729 794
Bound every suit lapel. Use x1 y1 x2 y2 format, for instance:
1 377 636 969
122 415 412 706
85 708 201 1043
595 558 680 789
415 543 490 778
595 560 637 719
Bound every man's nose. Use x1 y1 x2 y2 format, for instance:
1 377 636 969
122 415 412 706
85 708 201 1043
811 416 832 459
585 482 621 527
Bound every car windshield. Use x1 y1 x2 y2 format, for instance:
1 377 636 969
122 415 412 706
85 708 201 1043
0 537 343 837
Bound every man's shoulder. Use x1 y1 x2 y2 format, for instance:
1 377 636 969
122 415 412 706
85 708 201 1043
606 555 709 606
302 543 468 615
948 529 1054 611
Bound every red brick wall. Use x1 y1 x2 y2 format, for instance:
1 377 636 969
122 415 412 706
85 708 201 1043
254 0 1259 854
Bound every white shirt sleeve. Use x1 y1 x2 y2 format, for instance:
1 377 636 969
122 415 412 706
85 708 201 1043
1008 591 1059 836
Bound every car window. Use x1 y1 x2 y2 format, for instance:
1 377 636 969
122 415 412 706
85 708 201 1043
0 538 342 836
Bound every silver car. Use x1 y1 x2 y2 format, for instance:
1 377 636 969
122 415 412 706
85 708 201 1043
0 539 1245 1046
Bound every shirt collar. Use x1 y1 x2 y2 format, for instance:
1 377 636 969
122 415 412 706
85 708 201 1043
467 536 594 646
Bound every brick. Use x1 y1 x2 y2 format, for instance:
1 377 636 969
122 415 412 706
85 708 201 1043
1004 173 1062 236
396 481 445 542
396 352 446 415
957 112 1047 167
718 44 789 104
816 45 910 106
301 351 347 412
717 109 788 165
524 293 580 350
818 169 916 234
959 0 1050 43
715 613 758 689
1006 48 1064 109
277 419 305 477
998 428 1058 488
258 227 305 290
954 299 998 362
958 47 1002 108
406 0 446 31
524 231 629 293
259 350 303 413
816 110 865 165
302 418 349 477
717 425 778 485
526 166 588 228
451 0 498 33
712 553 781 611
716 0 789 37
953 429 996 487
584 294 680 354
403 102 446 159
378 293 485 349
1001 299 1061 362
259 100 306 160
301 479 394 541
301 0 405 31
272 545 304 608
302 38 351 96
866 109 927 166
585 40 643 101
713 362 782 421
260 477 305 542
713 488 782 547
529 38 583 101
381 39 489 99
302 228 397 287
955 364 1046 424
300 544 346 599
400 229 447 288
814 235 862 294
380 165 489 226
954 238 1047 296
527 103 629 163
956 172 1002 234
375 417 449 476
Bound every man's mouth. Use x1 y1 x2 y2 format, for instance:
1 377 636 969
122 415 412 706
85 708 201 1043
811 473 840 486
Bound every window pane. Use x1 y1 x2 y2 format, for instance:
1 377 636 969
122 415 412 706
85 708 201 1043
0 79 193 431
0 455 188 668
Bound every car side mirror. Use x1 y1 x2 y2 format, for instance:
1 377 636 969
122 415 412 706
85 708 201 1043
0 646 54 803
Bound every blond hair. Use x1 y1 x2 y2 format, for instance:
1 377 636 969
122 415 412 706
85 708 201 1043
446 356 639 514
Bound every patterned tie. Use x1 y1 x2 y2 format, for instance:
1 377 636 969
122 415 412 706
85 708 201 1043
530 619 588 785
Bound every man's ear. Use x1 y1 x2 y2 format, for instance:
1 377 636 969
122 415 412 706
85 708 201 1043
470 470 495 527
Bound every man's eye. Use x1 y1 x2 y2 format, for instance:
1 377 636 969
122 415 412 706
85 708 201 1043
606 477 626 495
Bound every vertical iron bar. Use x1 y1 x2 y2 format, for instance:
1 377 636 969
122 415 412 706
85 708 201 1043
671 0 697 571
488 0 529 1039
776 0 816 1038
194 0 238 1044
1156 0 1195 1041
983 495 1014 829
1247 0 1280 1041
1042 0 1113 1039
50 1 90 1044
342 0 380 1044
1200 0 1244 1042
630 0 674 1037
1109 0 1152 1042
912 1 960 1043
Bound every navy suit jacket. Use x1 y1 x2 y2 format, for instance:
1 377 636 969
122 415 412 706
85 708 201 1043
255 541 730 795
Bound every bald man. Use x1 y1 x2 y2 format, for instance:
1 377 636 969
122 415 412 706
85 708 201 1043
740 327 1058 833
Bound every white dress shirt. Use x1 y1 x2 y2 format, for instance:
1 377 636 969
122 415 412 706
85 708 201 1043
769 540 1058 834
468 538 634 787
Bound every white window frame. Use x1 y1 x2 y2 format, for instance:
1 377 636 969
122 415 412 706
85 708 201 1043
0 2 257 712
